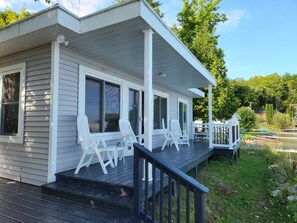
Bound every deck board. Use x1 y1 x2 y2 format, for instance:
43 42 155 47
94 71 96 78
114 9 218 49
0 178 131 223
57 140 213 189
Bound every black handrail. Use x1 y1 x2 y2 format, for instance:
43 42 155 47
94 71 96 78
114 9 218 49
133 143 209 223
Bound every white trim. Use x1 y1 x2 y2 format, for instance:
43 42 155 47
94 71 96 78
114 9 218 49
177 98 189 132
48 41 59 183
140 1 216 86
208 84 213 148
188 88 205 98
78 65 124 139
0 62 25 144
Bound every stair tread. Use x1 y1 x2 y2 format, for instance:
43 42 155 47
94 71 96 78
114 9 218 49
43 181 133 209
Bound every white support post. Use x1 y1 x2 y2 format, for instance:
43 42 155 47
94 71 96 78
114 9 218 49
48 41 60 182
229 122 233 149
143 29 154 181
237 122 240 142
208 84 213 148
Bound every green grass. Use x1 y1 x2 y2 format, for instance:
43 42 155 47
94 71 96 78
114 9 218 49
156 149 296 222
196 149 294 223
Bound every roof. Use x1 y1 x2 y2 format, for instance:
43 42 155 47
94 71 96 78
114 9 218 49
0 0 215 98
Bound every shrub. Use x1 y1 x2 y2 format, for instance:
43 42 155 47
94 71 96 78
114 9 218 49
272 112 292 130
237 107 256 131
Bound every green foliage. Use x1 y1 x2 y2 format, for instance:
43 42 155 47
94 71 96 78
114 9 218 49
0 7 32 27
197 149 294 223
114 0 164 18
237 107 256 131
272 112 292 130
231 73 297 113
176 0 238 121
265 103 274 124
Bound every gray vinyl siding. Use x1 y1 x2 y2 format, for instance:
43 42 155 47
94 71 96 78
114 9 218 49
0 46 51 185
56 47 194 172
56 53 80 172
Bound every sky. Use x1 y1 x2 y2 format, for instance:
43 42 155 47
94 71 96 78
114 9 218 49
0 0 296 80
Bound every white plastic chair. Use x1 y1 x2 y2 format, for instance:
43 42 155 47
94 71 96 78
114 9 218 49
75 114 115 174
170 119 190 148
161 118 173 150
119 119 142 155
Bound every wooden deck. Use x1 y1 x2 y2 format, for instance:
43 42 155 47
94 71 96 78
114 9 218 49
57 140 212 189
0 141 239 222
42 140 214 216
0 177 131 223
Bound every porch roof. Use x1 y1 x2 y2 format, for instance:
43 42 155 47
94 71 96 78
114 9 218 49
0 0 215 98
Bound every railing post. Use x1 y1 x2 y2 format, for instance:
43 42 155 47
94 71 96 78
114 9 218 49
133 147 143 222
208 84 213 149
228 122 233 149
194 189 205 223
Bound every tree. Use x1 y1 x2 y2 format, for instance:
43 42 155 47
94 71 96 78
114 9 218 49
265 103 274 125
237 107 256 131
113 0 164 18
0 7 32 27
176 0 238 122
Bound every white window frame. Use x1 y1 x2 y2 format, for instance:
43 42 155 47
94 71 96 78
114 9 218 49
79 65 170 138
178 98 189 132
0 63 25 144
79 65 124 139
153 90 169 134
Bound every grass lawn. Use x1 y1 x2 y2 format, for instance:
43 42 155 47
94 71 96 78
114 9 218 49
196 149 294 223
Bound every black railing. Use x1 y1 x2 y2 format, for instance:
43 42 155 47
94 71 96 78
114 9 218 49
133 143 209 223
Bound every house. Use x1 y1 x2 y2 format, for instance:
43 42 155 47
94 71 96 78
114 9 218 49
0 0 217 186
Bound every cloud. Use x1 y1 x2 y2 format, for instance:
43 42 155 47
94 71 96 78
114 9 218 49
218 9 250 32
0 0 12 9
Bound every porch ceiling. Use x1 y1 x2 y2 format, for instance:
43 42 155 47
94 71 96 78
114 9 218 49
61 18 211 97
0 0 215 98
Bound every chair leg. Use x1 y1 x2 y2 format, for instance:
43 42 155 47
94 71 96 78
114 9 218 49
86 153 95 167
95 149 109 174
74 152 87 174
106 151 115 168
172 138 180 151
161 138 169 150
114 149 118 166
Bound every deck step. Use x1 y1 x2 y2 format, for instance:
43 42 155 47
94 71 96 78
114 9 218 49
42 177 133 217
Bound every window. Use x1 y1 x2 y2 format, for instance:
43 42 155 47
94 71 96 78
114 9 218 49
0 63 25 143
85 76 120 133
154 95 167 129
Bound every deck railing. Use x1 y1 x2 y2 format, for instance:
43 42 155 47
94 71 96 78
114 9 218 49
133 143 209 223
193 122 240 149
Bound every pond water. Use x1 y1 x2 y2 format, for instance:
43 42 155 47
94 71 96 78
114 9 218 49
274 131 297 150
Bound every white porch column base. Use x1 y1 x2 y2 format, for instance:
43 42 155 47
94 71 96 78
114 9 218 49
208 84 213 149
143 29 154 181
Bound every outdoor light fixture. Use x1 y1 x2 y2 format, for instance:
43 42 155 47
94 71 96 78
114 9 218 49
56 35 69 46
158 72 167 78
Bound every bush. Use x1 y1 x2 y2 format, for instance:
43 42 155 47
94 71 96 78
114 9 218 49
272 112 292 130
237 107 256 131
